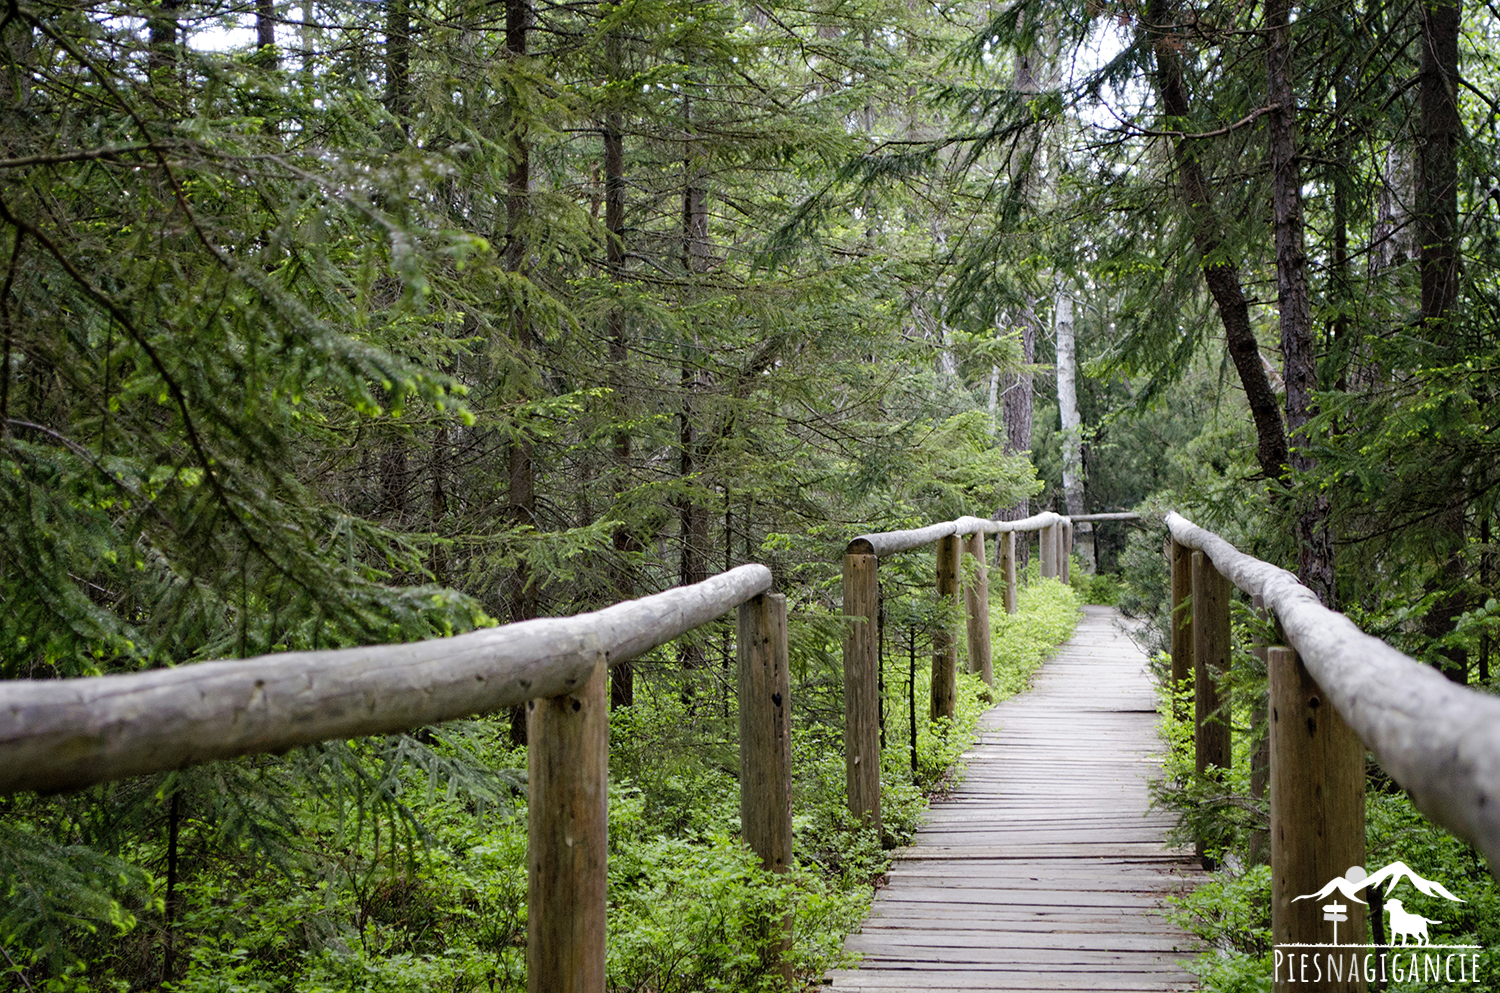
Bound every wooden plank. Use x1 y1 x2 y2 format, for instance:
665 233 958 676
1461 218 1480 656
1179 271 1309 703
829 606 1203 992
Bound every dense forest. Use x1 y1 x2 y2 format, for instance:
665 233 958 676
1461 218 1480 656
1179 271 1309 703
2 0 1499 988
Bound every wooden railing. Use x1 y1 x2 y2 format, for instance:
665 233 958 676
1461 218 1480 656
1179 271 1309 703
1 506 1142 991
1166 511 1500 958
0 564 790 993
841 511 1087 832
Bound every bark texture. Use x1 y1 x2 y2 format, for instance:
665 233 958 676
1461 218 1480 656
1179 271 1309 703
1265 0 1335 606
1146 0 1289 483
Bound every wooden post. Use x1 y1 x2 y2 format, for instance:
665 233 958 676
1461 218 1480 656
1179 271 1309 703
998 531 1018 615
1249 594 1271 866
1169 538 1194 720
1192 550 1231 869
1269 646 1366 993
1059 521 1072 585
962 531 993 686
740 593 792 872
528 657 608 993
1039 523 1057 579
842 552 881 832
739 592 794 987
931 534 961 720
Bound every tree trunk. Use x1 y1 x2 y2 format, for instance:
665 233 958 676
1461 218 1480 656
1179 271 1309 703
604 29 635 709
1145 0 1289 484
1417 0 1461 339
384 0 410 123
997 302 1036 528
1054 290 1092 570
147 0 181 78
503 0 534 745
1266 0 1335 606
256 0 277 69
1416 0 1466 682
994 36 1044 528
677 93 709 672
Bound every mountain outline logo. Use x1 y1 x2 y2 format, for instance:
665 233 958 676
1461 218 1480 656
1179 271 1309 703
1274 860 1481 985
1294 860 1466 909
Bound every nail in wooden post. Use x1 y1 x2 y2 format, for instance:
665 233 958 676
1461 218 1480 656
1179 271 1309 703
842 552 881 832
1169 538 1194 720
1269 645 1366 993
739 592 794 987
1248 593 1271 866
999 531 1018 615
1039 523 1057 579
962 531 993 686
931 534 960 720
1192 549 1231 869
528 657 608 993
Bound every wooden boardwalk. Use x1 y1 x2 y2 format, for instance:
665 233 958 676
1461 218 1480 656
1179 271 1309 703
829 606 1203 992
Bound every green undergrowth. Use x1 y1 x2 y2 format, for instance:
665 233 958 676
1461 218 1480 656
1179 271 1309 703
3 579 1081 993
1150 617 1500 993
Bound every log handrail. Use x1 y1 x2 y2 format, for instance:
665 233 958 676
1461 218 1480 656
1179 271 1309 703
0 564 774 795
842 509 1076 832
845 512 1066 556
1165 511 1500 869
0 563 789 993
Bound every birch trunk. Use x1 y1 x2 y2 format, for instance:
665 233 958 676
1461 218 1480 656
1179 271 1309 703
1054 291 1092 571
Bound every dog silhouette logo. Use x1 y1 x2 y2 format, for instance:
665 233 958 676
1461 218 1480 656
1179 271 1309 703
1384 898 1442 947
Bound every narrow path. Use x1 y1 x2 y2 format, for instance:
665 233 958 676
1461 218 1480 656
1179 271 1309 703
828 606 1204 992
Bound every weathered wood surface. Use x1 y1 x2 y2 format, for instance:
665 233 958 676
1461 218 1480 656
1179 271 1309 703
0 565 772 794
847 513 1065 558
999 531 1019 615
963 531 994 686
738 593 793 874
848 521 959 557
931 535 961 720
1269 645 1365 993
1039 522 1059 579
843 552 882 830
830 607 1203 992
1166 510 1500 876
1168 539 1193 713
1191 553 1230 790
527 658 608 993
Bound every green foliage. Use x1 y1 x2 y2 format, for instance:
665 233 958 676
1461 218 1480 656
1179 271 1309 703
1151 609 1500 993
1069 561 1123 606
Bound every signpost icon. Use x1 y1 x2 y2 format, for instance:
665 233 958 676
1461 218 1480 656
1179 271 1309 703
1323 902 1348 945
